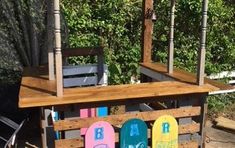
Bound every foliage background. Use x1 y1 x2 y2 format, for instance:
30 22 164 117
0 0 234 114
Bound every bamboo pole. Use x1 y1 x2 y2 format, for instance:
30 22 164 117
54 0 63 96
47 0 55 80
167 0 176 74
197 0 208 85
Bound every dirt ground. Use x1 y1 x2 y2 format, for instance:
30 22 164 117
16 116 235 148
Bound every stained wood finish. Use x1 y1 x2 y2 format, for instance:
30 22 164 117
53 107 200 131
140 62 233 91
19 73 216 108
141 0 153 63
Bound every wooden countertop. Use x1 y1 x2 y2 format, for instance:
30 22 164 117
140 62 235 94
19 66 218 108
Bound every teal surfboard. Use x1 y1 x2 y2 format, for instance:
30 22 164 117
120 119 148 148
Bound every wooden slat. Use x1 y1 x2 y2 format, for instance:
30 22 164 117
63 64 107 76
55 138 198 148
140 62 234 91
63 76 98 87
54 107 201 131
62 47 102 57
179 141 198 148
63 65 98 76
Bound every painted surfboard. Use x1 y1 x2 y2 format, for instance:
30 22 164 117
96 107 108 117
152 115 178 148
85 121 115 148
80 108 96 135
120 119 148 148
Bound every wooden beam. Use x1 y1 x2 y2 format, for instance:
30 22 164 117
47 0 55 80
54 0 63 96
167 0 176 74
197 0 208 85
141 0 153 63
53 107 201 131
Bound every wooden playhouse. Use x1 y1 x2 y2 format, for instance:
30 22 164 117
18 0 234 147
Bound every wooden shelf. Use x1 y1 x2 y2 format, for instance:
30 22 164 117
19 67 218 108
140 62 235 94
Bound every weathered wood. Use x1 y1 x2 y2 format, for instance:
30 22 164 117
168 0 176 74
63 76 98 87
19 76 216 108
141 0 153 63
53 107 201 131
215 117 235 131
54 0 63 97
197 0 208 85
140 62 233 93
62 47 103 57
63 64 106 76
55 138 198 148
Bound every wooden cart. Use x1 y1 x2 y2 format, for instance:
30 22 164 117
18 0 234 147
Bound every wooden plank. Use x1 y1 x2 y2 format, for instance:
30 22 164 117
140 62 234 92
19 80 217 108
179 141 198 148
141 0 153 63
62 47 102 57
55 138 198 148
63 64 107 76
63 76 98 87
63 64 99 76
53 107 201 131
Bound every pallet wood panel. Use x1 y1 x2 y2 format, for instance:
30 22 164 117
140 62 234 91
55 123 199 144
54 107 200 131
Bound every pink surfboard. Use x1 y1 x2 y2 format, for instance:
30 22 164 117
80 108 96 135
85 121 115 148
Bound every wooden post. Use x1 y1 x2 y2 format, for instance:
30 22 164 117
167 0 176 74
47 0 55 80
54 0 63 96
197 0 208 85
141 0 153 63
